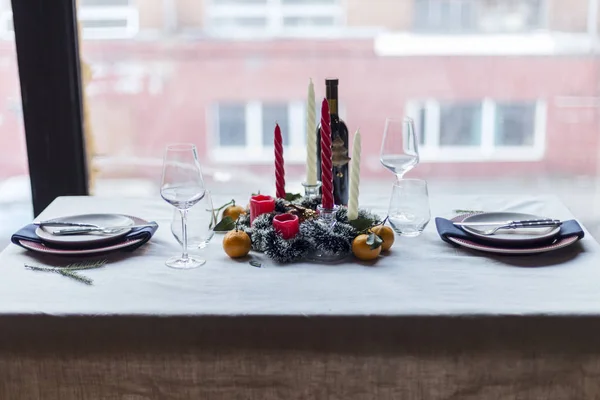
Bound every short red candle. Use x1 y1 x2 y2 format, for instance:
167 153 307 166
274 123 286 199
250 195 275 224
272 213 299 240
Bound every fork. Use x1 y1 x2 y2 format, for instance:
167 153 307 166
52 224 154 236
462 219 562 235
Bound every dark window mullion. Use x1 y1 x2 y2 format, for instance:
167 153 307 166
11 0 88 216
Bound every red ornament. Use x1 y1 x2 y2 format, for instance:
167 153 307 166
250 194 275 225
274 123 286 199
320 98 334 209
272 213 299 240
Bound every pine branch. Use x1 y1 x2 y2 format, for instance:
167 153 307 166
62 259 107 271
24 259 107 285
57 269 93 285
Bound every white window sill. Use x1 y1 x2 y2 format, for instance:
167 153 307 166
419 146 544 163
209 147 306 165
374 32 597 56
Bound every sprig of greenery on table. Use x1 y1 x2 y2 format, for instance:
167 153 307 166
24 260 107 285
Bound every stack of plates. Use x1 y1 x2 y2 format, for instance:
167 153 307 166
16 214 154 256
447 212 581 255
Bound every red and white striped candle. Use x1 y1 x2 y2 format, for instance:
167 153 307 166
274 123 286 199
320 98 334 209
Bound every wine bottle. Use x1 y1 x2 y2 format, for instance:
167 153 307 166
316 78 350 206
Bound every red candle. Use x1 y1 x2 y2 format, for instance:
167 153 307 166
274 123 286 199
320 98 334 209
272 213 299 240
250 194 275 225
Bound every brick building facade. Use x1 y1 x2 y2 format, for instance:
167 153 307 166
1 0 599 181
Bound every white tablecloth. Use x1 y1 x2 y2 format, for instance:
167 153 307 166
0 194 598 317
2 195 600 399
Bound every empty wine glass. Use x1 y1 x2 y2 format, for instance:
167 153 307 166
387 179 431 237
171 190 216 249
380 117 419 181
160 143 206 269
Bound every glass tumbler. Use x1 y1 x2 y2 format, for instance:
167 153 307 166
387 179 431 237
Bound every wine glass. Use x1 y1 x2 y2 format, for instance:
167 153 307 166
171 190 216 249
380 117 419 181
160 143 206 269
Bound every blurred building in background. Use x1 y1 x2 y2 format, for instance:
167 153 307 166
1 0 599 186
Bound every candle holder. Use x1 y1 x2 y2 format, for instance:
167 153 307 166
306 205 349 263
301 181 322 199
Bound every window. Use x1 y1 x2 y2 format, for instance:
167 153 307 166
262 104 290 146
495 102 536 146
1 0 138 40
0 0 33 243
71 0 600 241
206 0 343 37
414 0 543 33
218 105 247 147
212 101 305 163
406 99 545 161
439 103 482 146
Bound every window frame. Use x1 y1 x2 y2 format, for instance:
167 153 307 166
406 98 546 162
209 101 306 164
4 1 139 41
11 0 88 216
413 0 546 34
205 0 344 38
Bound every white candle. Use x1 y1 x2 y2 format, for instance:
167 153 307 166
306 78 317 185
347 129 361 221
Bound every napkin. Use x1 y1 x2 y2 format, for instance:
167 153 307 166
11 222 159 251
435 217 584 248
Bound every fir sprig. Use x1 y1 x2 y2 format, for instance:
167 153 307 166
24 259 107 285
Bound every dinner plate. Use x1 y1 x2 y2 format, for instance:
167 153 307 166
461 212 560 245
450 214 579 255
36 214 135 246
447 235 580 255
18 238 145 256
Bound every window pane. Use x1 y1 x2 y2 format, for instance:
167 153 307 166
283 16 335 28
210 0 267 4
416 106 426 146
82 0 130 6
495 102 536 146
218 105 246 147
79 0 600 241
0 2 33 246
439 103 482 146
282 0 337 4
414 0 541 33
210 17 267 28
262 104 289 146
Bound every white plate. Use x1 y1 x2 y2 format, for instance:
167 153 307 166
461 212 560 245
449 214 580 255
36 214 134 246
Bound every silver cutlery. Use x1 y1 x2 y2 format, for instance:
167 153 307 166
35 220 100 228
454 218 562 235
51 224 154 236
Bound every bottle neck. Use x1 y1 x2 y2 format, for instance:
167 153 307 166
326 84 339 116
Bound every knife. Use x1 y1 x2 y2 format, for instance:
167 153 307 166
454 218 562 228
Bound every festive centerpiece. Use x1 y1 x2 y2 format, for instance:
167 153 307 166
216 78 395 263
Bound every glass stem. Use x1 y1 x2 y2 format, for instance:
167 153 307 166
180 208 189 261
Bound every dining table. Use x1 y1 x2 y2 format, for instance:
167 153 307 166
1 194 599 399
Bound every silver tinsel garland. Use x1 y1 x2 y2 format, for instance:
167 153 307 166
239 201 380 264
